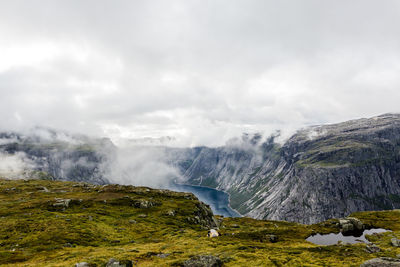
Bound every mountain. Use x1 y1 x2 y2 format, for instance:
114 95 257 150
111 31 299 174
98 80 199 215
0 128 115 184
172 114 400 224
1 178 399 266
1 114 400 224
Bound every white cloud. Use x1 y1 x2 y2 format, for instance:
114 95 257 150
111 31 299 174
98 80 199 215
0 1 399 145
0 152 35 179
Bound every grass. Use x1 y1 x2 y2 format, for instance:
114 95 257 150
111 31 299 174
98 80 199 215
0 178 399 266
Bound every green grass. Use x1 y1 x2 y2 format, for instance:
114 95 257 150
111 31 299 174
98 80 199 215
0 178 399 266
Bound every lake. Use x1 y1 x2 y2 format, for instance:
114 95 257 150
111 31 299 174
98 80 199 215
306 228 390 245
171 184 241 217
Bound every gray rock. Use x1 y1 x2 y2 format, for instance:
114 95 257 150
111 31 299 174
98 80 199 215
207 229 219 238
183 255 223 267
37 186 50 192
365 244 381 253
392 238 400 247
133 199 156 208
339 217 364 235
75 263 96 267
268 234 278 243
53 198 71 208
63 243 74 248
360 257 400 266
106 258 133 267
165 209 176 216
156 253 170 258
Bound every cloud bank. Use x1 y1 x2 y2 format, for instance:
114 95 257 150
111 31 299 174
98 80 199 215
1 1 400 146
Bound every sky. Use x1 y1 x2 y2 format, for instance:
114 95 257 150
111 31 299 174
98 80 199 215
1 0 400 146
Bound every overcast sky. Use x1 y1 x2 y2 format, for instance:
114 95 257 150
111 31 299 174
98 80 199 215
0 0 400 146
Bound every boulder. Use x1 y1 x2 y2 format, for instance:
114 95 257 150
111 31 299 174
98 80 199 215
165 209 176 216
75 263 96 267
53 198 71 208
183 255 223 267
207 229 219 238
133 199 156 209
365 244 381 253
268 234 278 243
339 217 364 235
156 253 170 258
106 258 133 267
360 257 400 266
391 238 400 247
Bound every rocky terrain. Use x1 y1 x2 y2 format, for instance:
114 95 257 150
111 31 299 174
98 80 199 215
0 178 400 266
1 114 400 224
172 114 400 224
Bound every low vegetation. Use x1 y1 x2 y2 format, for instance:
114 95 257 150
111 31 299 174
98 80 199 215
0 178 399 266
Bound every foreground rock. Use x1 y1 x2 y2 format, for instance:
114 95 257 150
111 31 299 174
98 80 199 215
339 217 365 235
360 257 400 266
187 202 219 229
106 258 133 267
183 255 223 267
391 238 400 247
207 229 219 238
75 263 96 267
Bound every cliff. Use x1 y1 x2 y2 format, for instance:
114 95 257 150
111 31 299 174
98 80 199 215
174 114 400 223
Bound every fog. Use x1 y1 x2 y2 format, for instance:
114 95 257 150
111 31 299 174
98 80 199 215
0 152 34 180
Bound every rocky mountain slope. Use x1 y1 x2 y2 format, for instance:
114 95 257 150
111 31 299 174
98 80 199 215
172 114 400 224
1 178 399 266
0 128 114 185
1 114 400 225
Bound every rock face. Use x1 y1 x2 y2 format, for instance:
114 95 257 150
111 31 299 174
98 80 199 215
170 114 400 224
187 202 219 229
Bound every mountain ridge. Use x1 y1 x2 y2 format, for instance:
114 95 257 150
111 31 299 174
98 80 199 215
172 113 400 223
1 114 400 224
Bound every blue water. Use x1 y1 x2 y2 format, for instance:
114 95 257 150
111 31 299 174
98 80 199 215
171 184 241 217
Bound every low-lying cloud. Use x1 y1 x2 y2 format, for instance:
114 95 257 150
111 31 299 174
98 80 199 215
104 146 183 188
0 152 35 179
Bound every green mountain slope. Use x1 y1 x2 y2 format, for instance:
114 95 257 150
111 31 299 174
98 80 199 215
0 178 400 266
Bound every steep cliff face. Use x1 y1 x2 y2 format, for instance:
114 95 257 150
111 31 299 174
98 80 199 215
175 114 400 224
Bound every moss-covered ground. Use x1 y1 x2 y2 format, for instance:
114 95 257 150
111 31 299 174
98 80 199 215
0 178 399 266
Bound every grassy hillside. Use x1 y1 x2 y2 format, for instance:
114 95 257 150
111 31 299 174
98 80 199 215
0 179 399 266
